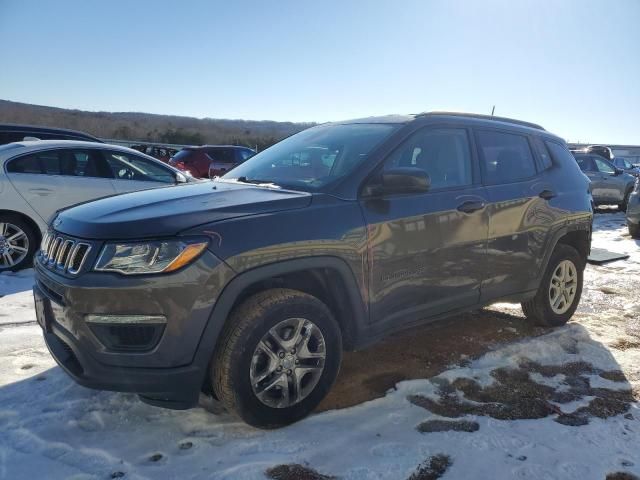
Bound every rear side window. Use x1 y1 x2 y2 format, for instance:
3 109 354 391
207 149 235 164
476 130 536 184
6 154 42 173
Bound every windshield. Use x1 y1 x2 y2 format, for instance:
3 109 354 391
220 123 398 190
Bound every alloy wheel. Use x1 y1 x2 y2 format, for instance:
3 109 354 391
0 222 30 270
250 317 326 408
548 259 578 315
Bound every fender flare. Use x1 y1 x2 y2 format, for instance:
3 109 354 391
538 221 591 280
191 256 368 385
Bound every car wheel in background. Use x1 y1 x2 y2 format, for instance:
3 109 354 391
212 288 342 429
619 188 632 212
521 244 584 327
0 214 38 272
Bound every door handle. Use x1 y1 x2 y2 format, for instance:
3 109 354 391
28 188 54 195
457 200 486 213
538 189 556 200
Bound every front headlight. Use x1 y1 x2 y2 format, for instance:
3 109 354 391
94 239 208 275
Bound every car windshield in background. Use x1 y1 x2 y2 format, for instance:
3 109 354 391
220 123 398 190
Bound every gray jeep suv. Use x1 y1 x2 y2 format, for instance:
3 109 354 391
34 112 592 428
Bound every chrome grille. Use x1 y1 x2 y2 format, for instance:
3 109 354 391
39 232 91 275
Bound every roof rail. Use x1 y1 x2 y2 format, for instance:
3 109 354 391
415 111 546 131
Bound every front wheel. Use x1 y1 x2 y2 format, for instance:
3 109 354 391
522 244 584 327
0 215 38 272
212 288 342 428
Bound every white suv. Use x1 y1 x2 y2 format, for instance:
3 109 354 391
0 140 191 271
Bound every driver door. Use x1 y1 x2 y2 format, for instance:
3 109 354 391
360 127 488 329
593 156 625 202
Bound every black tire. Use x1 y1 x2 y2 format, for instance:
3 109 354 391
212 288 342 429
629 222 640 239
619 188 632 212
521 244 584 327
0 214 38 272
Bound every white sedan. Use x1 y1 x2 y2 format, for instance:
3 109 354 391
0 140 192 271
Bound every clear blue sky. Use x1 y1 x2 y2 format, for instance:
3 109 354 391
1 0 639 143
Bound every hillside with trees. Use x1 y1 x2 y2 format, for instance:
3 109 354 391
0 100 314 150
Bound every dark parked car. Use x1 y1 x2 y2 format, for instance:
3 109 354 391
574 153 635 210
34 112 592 428
626 178 640 238
169 145 255 178
0 123 102 145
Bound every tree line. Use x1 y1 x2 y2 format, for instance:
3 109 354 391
0 100 313 150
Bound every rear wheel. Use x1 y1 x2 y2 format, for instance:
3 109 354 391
629 222 640 239
212 288 342 428
522 244 584 327
0 215 38 272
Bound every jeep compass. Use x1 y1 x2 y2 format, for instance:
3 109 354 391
34 112 592 428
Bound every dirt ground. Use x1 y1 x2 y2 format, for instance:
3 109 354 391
318 308 545 411
319 209 640 413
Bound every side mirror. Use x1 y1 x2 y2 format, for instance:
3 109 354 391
365 167 430 196
614 168 623 176
176 172 187 183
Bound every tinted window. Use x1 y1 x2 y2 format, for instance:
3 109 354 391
383 128 472 189
574 155 595 172
105 151 175 183
207 149 234 164
477 130 536 184
533 137 553 169
594 157 615 174
6 154 42 173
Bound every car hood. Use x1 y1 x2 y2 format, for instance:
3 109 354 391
53 181 312 240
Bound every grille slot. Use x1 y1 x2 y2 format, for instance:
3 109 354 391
39 232 91 275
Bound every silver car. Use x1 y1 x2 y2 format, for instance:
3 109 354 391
0 140 191 271
574 153 635 210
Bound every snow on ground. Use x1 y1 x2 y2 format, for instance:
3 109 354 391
0 212 639 480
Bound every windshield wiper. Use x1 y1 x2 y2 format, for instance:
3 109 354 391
235 176 281 187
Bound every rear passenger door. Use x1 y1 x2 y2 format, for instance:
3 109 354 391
5 149 116 222
475 129 554 300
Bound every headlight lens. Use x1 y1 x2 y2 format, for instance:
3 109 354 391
94 239 208 275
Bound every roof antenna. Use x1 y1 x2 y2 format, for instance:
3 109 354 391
491 105 495 116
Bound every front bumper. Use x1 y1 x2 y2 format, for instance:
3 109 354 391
34 250 235 408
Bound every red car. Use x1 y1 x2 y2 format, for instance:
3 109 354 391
169 145 255 178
